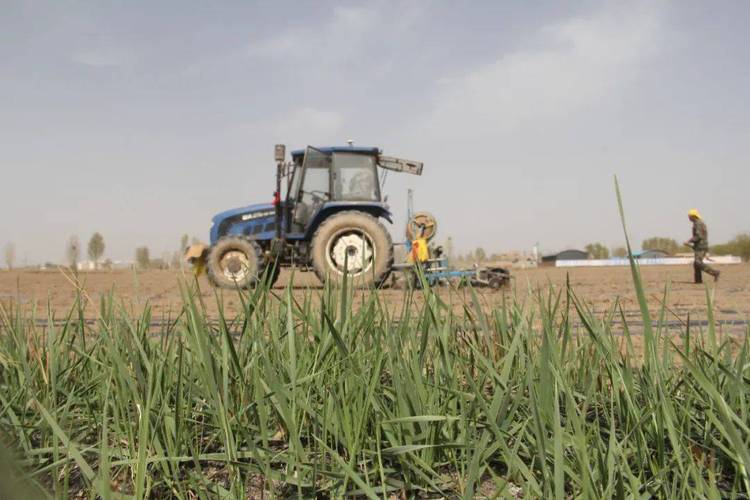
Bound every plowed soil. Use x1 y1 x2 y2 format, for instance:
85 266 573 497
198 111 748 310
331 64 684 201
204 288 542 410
1 264 747 335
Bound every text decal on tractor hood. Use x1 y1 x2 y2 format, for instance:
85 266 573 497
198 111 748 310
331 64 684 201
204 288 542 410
241 210 275 221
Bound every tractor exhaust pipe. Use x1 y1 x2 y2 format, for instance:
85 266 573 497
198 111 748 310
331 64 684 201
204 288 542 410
274 144 285 241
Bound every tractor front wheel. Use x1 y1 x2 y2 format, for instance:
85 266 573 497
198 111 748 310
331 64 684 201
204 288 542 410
206 237 264 289
310 211 393 287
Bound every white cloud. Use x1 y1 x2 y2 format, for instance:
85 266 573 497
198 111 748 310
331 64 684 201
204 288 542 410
272 107 345 145
245 3 420 66
247 5 378 63
245 31 303 58
71 46 137 68
421 3 663 142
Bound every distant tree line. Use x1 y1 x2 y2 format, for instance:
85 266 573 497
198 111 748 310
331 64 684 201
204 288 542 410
637 234 750 261
6 230 748 272
54 232 200 271
449 234 748 264
2 232 197 271
134 234 200 270
641 237 690 255
712 233 750 261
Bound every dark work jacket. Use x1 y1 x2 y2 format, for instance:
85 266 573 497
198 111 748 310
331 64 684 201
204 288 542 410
689 220 709 251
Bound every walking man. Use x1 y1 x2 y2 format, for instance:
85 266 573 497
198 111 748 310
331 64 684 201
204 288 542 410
684 209 720 283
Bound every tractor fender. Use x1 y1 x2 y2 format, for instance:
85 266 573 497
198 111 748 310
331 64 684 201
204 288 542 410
304 202 393 239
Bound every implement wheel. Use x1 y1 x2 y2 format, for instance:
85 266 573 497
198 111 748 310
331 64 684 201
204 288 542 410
310 211 393 287
487 268 511 290
206 237 264 289
406 212 438 241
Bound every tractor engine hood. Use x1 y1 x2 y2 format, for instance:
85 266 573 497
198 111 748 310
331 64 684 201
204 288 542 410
211 203 275 225
210 203 276 244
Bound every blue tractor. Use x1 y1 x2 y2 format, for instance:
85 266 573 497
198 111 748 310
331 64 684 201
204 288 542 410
194 144 423 288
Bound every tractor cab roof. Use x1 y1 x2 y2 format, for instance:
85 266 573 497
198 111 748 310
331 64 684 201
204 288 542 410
290 146 380 159
290 146 423 176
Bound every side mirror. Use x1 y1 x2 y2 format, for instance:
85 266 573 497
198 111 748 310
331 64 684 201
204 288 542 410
383 195 389 203
274 144 286 162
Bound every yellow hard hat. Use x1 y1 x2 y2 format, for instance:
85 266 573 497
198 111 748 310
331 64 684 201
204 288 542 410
688 208 701 219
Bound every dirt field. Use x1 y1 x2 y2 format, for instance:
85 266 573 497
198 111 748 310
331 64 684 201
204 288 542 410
1 264 747 335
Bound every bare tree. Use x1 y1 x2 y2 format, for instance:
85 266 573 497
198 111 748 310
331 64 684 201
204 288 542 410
87 232 105 269
4 243 15 270
180 234 189 252
67 236 80 270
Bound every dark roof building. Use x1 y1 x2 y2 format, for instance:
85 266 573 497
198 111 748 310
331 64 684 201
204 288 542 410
634 249 669 259
541 249 590 264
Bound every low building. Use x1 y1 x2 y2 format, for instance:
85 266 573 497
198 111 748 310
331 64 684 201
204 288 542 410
541 249 590 265
634 249 669 259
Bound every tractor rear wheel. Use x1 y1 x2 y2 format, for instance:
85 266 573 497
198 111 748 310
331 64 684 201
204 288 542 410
310 211 393 287
206 236 264 289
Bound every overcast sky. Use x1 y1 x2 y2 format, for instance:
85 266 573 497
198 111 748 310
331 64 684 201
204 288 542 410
1 0 748 264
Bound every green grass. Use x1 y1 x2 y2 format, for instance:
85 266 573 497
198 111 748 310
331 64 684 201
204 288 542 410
0 269 748 498
0 184 748 498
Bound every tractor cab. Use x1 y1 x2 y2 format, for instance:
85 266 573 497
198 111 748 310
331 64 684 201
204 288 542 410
287 146 381 232
281 145 423 238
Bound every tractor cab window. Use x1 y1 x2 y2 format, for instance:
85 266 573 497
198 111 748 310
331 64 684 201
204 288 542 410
332 153 379 201
293 147 331 229
288 156 304 201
